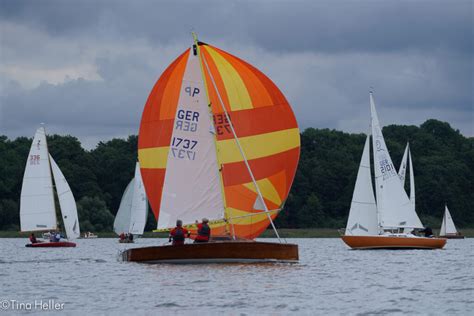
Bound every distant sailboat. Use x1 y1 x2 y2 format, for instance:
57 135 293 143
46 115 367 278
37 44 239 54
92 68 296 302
20 126 79 247
440 205 464 239
114 162 148 242
341 93 446 249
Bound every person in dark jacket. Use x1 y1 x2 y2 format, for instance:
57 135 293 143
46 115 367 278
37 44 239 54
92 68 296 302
169 220 190 245
29 233 38 244
194 218 211 243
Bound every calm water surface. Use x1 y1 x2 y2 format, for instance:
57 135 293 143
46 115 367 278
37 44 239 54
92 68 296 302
1 238 473 315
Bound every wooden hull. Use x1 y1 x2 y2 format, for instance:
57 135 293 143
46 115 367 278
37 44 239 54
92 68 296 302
341 235 446 249
440 235 465 239
122 241 298 263
26 241 76 248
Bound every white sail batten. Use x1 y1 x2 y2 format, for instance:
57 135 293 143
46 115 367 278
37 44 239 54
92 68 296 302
158 48 224 229
49 155 80 239
114 179 134 235
370 93 423 229
398 143 409 184
345 136 378 235
20 127 57 232
440 205 458 235
129 162 148 235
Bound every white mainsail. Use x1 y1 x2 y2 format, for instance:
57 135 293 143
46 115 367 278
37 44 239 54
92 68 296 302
345 136 379 235
129 162 148 235
370 93 423 229
20 127 57 232
408 148 416 212
398 143 409 184
114 179 134 235
440 205 458 236
50 155 80 239
158 48 224 229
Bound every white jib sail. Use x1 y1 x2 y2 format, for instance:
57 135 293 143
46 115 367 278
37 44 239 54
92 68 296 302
398 143 409 185
114 179 134 235
370 93 423 229
129 162 148 235
49 155 80 239
158 48 224 229
20 126 57 232
440 205 458 235
408 148 416 213
345 135 379 235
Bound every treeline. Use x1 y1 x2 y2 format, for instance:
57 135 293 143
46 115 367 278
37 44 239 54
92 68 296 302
0 119 472 232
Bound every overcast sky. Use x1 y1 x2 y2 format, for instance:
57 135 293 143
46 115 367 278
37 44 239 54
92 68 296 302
0 0 472 149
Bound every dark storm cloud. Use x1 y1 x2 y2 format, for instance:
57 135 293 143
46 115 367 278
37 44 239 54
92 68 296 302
0 0 472 148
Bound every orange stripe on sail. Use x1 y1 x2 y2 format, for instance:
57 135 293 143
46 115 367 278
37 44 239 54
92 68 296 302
139 168 166 220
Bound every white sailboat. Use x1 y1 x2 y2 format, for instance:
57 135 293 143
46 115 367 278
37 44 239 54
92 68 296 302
20 126 79 247
114 162 148 240
342 93 446 249
440 205 464 239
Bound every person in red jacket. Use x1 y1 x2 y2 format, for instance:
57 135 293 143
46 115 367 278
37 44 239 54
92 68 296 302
169 220 190 246
29 233 38 244
194 218 211 243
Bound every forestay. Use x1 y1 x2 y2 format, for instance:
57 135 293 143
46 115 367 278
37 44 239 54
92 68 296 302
50 155 80 239
345 136 378 235
20 127 57 232
370 93 423 229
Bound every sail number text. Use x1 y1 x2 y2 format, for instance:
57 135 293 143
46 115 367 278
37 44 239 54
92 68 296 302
171 137 197 160
213 113 232 136
29 154 40 165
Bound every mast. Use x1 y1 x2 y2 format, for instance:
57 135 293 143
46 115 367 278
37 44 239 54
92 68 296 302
197 35 282 242
192 32 234 238
44 124 60 232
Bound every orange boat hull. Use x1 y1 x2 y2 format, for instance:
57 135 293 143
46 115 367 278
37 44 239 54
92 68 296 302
341 235 446 249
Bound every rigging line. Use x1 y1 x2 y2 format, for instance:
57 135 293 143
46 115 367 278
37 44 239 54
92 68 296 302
199 48 282 243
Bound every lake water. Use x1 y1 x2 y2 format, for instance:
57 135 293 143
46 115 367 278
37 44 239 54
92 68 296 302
1 238 473 315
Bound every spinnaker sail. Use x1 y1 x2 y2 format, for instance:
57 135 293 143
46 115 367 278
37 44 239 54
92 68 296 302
138 40 300 239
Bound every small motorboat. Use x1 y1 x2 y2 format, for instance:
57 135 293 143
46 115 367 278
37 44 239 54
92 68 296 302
26 241 76 248
82 232 98 239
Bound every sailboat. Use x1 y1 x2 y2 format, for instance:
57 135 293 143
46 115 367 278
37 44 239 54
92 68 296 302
440 205 464 239
341 93 446 249
20 126 79 247
114 162 148 243
122 34 300 263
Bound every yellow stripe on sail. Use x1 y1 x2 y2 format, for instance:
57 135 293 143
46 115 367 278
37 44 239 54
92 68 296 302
226 207 279 225
138 147 169 169
206 47 253 111
217 128 300 164
243 178 282 206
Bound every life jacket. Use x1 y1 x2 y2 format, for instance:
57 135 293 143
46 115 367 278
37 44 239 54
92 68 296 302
196 223 210 240
172 227 185 242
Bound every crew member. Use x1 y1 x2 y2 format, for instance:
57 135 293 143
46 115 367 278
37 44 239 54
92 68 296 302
169 220 190 246
29 233 38 244
194 218 211 243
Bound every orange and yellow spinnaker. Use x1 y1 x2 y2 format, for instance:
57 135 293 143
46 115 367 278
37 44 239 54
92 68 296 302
138 37 300 239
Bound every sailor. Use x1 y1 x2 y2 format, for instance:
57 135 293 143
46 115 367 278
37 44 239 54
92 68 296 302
169 220 190 246
29 233 38 244
194 218 211 243
49 231 55 242
119 232 125 241
55 232 61 242
128 233 134 242
422 227 433 238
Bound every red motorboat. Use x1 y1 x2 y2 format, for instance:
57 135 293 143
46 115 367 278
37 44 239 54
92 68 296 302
25 241 76 248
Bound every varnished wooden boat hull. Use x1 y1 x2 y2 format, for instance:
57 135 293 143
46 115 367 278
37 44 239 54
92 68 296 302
341 235 446 249
122 241 298 263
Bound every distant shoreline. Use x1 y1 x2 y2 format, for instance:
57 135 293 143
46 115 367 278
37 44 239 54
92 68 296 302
1 228 472 238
